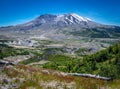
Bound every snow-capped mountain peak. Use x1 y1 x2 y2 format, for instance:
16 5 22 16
54 13 91 25
70 13 91 22
21 13 94 28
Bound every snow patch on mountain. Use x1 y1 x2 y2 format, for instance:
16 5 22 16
54 13 91 25
70 13 89 22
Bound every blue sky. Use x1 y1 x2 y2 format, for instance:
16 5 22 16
0 0 120 26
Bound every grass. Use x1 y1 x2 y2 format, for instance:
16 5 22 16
42 54 79 72
1 65 120 89
0 44 30 58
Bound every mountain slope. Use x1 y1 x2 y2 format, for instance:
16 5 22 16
0 13 120 38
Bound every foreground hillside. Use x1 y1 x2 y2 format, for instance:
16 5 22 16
0 43 120 89
0 65 120 89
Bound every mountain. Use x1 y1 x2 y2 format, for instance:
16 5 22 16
0 14 120 89
23 13 96 28
0 13 120 38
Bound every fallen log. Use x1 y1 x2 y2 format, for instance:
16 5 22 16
68 73 112 81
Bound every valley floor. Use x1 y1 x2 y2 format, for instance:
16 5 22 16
0 40 120 89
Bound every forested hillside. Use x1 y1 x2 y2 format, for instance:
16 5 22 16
79 42 120 78
42 43 120 78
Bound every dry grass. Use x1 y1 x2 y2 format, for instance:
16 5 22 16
1 65 120 89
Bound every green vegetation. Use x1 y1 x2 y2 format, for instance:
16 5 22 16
44 48 67 54
0 44 29 59
43 54 79 72
42 43 120 79
81 43 120 78
20 54 43 65
0 42 120 88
